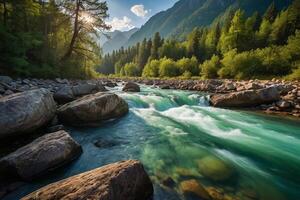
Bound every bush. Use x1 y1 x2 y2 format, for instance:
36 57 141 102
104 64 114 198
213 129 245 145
124 62 139 77
142 59 160 77
159 58 179 77
177 56 199 76
200 55 221 79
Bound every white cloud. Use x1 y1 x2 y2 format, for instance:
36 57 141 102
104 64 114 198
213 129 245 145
131 4 149 18
107 16 135 31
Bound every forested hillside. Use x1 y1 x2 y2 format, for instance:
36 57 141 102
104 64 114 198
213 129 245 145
97 1 300 80
0 0 110 78
127 0 292 46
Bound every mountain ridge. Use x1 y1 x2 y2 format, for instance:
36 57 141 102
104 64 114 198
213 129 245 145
126 0 292 46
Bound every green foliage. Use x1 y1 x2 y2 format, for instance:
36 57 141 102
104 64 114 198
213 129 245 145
142 59 160 77
158 39 186 60
176 56 199 76
0 0 109 78
99 1 299 80
286 65 300 80
200 55 222 79
124 62 139 77
159 58 179 77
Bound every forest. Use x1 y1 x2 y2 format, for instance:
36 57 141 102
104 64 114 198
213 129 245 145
0 0 110 79
98 1 300 80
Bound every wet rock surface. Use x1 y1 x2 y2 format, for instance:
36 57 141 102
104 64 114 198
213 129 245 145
22 160 153 200
0 88 56 139
122 81 141 92
0 130 82 181
57 92 129 126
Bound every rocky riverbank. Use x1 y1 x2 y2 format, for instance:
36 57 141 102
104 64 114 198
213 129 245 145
0 76 151 199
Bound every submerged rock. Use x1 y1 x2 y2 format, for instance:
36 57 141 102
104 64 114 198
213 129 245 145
179 179 211 200
210 87 280 107
58 92 129 126
22 160 153 200
0 130 82 181
197 156 234 182
0 89 56 139
94 139 119 148
122 82 140 92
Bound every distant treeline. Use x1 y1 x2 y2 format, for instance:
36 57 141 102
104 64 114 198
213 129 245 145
0 0 110 79
97 1 300 80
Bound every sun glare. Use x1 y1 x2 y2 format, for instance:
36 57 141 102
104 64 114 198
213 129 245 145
80 12 94 24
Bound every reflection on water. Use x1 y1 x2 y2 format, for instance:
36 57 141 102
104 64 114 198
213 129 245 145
4 85 300 200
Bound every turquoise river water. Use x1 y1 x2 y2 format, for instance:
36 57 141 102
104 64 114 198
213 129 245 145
4 85 300 200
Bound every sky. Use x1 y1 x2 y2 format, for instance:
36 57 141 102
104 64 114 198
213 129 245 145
105 0 178 31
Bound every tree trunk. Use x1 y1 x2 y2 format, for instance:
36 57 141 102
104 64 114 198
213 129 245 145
62 0 80 60
3 1 8 27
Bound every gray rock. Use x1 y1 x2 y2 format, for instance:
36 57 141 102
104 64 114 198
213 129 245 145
122 82 140 92
0 131 82 181
53 86 75 104
0 89 56 139
72 83 106 97
0 85 5 94
46 125 65 133
244 82 262 90
210 87 280 108
58 92 128 126
0 76 12 84
4 90 14 95
22 160 153 200
276 100 292 109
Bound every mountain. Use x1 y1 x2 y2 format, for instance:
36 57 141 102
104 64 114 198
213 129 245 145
126 0 292 46
101 28 139 54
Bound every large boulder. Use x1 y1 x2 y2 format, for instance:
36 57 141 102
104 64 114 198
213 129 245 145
0 89 56 139
210 87 280 107
122 82 140 92
57 92 129 126
0 130 82 181
22 160 153 200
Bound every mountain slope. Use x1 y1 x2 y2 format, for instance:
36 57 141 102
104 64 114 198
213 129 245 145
102 28 139 54
127 0 292 46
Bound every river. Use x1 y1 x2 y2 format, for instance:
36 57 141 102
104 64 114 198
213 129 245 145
5 85 300 200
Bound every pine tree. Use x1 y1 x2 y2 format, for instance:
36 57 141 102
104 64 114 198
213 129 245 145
264 1 277 22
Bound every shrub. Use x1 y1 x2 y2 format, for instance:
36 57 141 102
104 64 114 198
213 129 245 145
200 55 222 79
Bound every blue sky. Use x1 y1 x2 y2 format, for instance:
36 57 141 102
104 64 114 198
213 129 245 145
106 0 178 31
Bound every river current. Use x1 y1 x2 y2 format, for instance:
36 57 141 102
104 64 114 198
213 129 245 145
5 85 300 200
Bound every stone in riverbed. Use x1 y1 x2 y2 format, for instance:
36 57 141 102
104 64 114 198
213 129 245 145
122 82 140 92
21 160 153 200
72 83 107 97
179 179 211 200
197 156 234 182
0 130 82 181
0 76 13 84
0 89 56 139
57 92 129 126
210 87 280 108
53 85 75 104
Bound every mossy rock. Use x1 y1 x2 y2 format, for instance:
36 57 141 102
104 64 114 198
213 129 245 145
179 179 211 200
197 156 234 182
